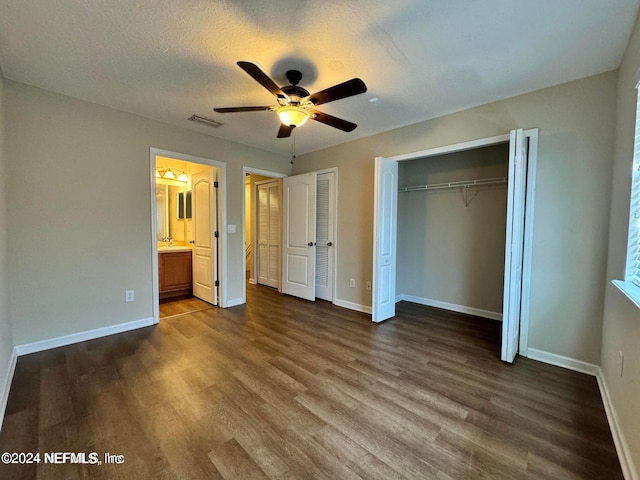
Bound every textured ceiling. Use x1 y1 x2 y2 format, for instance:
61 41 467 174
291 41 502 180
0 0 638 156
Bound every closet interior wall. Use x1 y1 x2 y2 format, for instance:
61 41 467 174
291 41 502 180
396 143 509 319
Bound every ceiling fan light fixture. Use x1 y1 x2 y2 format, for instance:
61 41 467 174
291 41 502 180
276 106 310 127
163 169 176 179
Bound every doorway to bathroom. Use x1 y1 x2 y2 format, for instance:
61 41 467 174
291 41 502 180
150 148 226 322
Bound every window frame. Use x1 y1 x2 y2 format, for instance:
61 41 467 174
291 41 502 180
613 79 640 309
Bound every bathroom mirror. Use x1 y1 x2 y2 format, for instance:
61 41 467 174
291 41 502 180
156 182 190 244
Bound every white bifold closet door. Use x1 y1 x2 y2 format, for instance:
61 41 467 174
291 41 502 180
257 180 280 288
372 157 398 322
501 128 528 363
315 171 335 301
281 170 336 302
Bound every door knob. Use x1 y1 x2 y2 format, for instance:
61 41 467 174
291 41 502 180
327 242 333 247
189 240 195 244
308 242 314 247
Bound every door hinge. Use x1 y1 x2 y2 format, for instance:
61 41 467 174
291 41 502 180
214 231 219 238
214 181 219 188
215 280 220 287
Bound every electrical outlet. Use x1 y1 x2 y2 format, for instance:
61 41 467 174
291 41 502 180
125 290 135 302
349 278 356 288
366 281 372 291
619 350 624 377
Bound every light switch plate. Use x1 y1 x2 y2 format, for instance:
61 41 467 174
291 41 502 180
227 224 236 233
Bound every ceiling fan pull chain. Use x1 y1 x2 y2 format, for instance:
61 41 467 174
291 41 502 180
291 134 296 165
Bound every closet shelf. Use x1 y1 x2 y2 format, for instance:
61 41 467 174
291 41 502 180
398 176 507 192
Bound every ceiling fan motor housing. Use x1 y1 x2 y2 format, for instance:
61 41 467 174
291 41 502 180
281 70 310 104
281 85 310 103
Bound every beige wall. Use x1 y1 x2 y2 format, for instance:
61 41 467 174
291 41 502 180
5 80 289 346
0 72 15 425
295 70 617 364
602 10 640 475
397 144 509 315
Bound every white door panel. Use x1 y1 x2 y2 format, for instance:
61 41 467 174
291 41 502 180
373 157 398 322
287 255 309 284
501 129 527 362
192 170 217 305
282 172 317 300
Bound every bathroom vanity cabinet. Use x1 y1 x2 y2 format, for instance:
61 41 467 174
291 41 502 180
158 250 192 299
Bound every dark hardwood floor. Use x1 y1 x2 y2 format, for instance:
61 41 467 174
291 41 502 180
0 284 623 479
160 295 215 319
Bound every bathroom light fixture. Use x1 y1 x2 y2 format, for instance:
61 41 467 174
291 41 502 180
276 106 311 128
156 166 190 182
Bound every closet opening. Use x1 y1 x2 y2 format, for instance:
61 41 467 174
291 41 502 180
246 173 282 288
373 129 538 362
242 167 287 304
396 142 509 321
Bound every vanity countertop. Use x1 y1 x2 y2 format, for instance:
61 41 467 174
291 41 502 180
158 245 192 253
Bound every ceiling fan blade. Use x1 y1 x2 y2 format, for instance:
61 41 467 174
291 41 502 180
310 110 357 132
213 106 271 113
307 78 367 106
277 124 295 138
237 61 285 98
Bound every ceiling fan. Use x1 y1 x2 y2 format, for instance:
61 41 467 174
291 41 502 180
214 61 367 138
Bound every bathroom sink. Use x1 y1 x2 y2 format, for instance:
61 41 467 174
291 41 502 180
158 245 192 253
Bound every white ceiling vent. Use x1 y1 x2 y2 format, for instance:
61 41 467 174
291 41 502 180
188 114 223 128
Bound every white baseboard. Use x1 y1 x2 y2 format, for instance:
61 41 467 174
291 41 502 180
334 298 372 314
596 368 639 480
14 317 155 356
396 294 503 321
0 348 17 432
225 297 245 308
526 348 600 376
248 278 256 285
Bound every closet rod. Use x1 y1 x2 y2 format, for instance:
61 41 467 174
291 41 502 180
398 176 507 192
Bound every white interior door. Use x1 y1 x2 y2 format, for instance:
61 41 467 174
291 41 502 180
257 180 280 288
282 172 317 301
373 157 398 322
315 171 335 301
501 129 528 362
192 169 218 305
